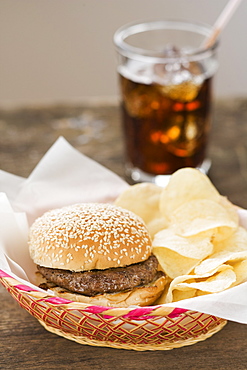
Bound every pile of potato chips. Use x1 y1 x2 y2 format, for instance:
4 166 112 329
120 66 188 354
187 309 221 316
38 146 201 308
115 168 247 304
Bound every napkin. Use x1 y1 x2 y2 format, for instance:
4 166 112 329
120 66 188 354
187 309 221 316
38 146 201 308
0 137 247 324
0 136 129 225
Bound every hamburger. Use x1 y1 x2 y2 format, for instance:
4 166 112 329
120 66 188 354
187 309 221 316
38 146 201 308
28 203 167 307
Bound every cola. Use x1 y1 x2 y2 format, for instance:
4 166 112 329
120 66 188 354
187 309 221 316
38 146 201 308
119 62 212 176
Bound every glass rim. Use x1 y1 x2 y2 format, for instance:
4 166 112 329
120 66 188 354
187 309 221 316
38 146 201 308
113 19 219 63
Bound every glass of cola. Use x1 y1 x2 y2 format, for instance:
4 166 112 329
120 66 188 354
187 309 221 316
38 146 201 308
114 20 218 185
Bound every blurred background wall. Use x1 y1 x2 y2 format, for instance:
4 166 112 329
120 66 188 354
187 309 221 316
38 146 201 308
0 0 246 105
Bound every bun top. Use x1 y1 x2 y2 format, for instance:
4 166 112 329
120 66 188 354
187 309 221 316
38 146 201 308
29 203 152 271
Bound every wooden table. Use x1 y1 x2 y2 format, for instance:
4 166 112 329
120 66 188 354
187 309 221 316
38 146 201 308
0 99 247 369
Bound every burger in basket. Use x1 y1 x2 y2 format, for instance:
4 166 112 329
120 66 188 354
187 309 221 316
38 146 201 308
28 203 167 308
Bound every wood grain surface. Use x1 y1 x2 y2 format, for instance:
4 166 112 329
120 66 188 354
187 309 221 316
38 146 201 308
0 99 247 369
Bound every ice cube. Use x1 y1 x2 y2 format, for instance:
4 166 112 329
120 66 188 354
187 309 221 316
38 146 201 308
185 119 198 141
123 84 162 119
153 45 204 102
159 80 202 102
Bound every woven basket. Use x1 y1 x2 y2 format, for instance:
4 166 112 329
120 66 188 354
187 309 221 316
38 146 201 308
0 269 227 351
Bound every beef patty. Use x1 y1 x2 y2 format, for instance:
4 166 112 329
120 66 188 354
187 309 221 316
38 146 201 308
37 254 163 296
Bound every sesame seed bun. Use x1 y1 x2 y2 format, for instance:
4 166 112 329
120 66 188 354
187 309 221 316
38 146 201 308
29 203 152 271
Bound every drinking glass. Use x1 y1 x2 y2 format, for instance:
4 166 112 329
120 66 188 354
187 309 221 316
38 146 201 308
114 20 218 185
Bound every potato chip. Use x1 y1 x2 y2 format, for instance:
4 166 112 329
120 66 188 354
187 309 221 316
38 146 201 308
115 182 162 223
153 227 213 260
170 199 238 240
157 286 197 304
172 288 198 303
195 227 247 275
152 246 200 279
219 196 239 225
159 168 220 219
230 259 247 286
195 251 247 276
115 167 247 305
147 217 169 238
164 264 234 303
195 290 210 296
114 182 168 237
175 268 236 293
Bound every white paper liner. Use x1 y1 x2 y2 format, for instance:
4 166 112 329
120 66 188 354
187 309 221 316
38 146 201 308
0 137 247 324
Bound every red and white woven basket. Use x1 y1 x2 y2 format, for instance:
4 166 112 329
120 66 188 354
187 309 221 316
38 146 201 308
0 269 227 351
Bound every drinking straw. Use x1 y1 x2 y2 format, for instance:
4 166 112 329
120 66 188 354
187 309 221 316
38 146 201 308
202 0 243 49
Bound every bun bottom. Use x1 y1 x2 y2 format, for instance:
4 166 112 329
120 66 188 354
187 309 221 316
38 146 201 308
36 272 167 307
